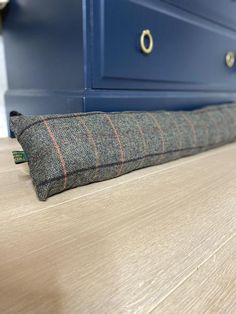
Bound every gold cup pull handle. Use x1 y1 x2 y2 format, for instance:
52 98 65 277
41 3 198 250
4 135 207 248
140 29 154 55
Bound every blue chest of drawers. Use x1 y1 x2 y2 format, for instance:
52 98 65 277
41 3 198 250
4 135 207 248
3 0 236 121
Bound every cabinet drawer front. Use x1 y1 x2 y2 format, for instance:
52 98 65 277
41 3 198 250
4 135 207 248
92 0 236 91
163 0 236 32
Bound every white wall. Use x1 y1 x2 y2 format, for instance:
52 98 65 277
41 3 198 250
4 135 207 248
0 35 8 137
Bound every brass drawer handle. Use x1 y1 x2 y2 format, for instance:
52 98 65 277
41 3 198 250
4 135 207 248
225 51 235 68
140 29 154 55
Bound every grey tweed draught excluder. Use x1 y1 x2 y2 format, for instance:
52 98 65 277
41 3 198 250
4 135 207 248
10 103 236 201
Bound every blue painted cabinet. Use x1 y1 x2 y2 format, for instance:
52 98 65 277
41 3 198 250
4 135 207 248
92 0 236 90
163 0 236 31
3 0 236 125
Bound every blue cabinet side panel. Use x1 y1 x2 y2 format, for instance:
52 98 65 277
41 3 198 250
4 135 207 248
3 0 84 91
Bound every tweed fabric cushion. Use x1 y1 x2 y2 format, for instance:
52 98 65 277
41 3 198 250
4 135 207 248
10 103 236 201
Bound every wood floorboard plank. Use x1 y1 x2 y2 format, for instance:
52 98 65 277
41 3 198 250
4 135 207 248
0 138 20 151
0 140 236 313
151 236 236 314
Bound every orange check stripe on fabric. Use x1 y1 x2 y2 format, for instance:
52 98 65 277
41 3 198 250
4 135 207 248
43 119 68 189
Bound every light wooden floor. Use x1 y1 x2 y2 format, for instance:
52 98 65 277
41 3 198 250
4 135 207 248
0 138 236 314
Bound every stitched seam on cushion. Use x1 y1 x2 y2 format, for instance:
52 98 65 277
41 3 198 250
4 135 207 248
16 105 235 139
104 114 125 177
36 140 235 188
43 119 68 189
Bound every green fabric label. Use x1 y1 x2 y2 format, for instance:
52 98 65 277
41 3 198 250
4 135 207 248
12 151 28 164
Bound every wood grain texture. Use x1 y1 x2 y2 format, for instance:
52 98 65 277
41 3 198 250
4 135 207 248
0 139 236 314
153 236 236 314
0 138 21 151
